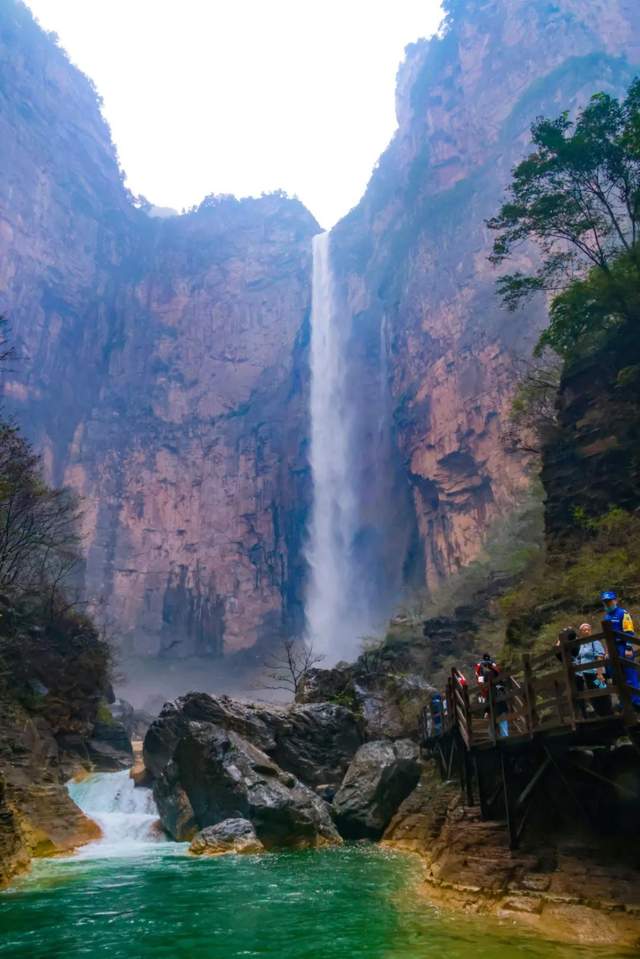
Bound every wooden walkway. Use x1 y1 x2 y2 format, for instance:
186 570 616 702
420 619 640 848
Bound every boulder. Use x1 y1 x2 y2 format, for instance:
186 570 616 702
333 739 421 840
152 760 198 841
268 702 362 787
144 692 361 788
154 720 341 849
108 698 154 741
143 700 187 779
298 664 434 740
189 818 265 856
86 720 133 771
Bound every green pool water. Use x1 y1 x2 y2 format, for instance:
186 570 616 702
0 844 632 959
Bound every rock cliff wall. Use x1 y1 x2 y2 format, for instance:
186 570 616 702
331 0 640 592
542 322 640 542
0 2 316 659
3 0 640 664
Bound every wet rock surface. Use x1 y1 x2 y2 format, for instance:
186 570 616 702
144 693 362 788
153 720 341 849
383 761 640 948
0 697 112 886
189 818 265 856
333 740 421 840
298 662 434 740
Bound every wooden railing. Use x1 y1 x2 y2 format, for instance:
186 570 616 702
422 619 640 748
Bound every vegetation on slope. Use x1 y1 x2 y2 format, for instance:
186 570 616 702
485 79 640 654
0 325 110 733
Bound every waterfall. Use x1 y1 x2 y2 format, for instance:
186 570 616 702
67 770 161 857
305 232 375 661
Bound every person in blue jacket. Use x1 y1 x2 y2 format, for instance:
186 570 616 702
601 590 640 709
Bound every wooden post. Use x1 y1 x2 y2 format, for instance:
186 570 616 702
462 681 474 749
475 754 490 820
500 750 518 850
487 675 497 744
559 631 578 730
602 619 637 726
522 653 537 737
445 678 454 732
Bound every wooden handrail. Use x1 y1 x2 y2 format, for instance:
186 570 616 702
421 618 640 747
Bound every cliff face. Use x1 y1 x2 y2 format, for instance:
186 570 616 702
3 0 640 664
0 2 316 658
543 322 640 541
332 0 640 591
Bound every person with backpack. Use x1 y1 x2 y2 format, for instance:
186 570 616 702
575 622 611 717
601 590 640 711
475 653 508 737
474 653 499 693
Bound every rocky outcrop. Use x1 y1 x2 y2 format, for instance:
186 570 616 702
0 693 111 886
144 692 349 847
383 760 640 948
298 660 434 740
0 1 316 660
144 693 362 788
542 324 640 540
109 698 154 741
153 720 341 849
189 819 265 856
332 740 420 840
86 720 133 771
330 0 640 593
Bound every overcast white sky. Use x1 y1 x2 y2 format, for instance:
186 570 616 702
25 1 443 228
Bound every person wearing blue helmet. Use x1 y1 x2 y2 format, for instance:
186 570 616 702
601 590 640 709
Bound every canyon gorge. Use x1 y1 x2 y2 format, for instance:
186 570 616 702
1 0 640 671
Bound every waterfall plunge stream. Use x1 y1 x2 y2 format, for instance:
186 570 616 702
305 232 386 661
67 770 163 858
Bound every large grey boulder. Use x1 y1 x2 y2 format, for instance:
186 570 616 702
144 692 361 788
154 720 341 849
268 702 362 787
333 739 421 840
189 819 264 856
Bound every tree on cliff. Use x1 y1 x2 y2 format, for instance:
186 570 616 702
255 637 324 698
0 324 110 704
488 79 640 357
0 423 81 603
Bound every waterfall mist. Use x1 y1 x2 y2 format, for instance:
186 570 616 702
305 232 415 663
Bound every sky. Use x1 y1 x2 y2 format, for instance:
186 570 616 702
24 0 443 228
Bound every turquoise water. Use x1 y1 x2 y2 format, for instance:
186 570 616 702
0 845 633 959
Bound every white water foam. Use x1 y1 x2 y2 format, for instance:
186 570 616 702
67 770 164 858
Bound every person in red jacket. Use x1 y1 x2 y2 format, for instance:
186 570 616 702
474 653 499 692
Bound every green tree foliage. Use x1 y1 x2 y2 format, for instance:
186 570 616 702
0 323 110 703
488 80 640 354
537 246 640 357
0 423 80 601
500 508 640 654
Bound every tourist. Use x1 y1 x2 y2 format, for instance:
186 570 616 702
601 590 640 711
433 692 444 734
575 623 611 717
474 653 499 691
474 654 508 737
